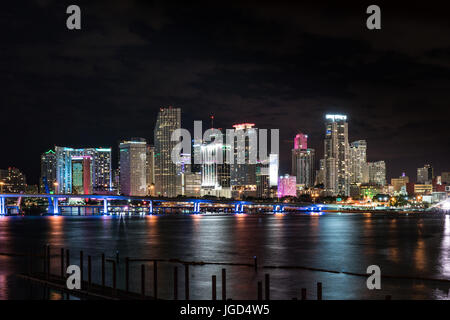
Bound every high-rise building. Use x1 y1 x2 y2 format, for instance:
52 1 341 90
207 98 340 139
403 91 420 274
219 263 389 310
442 172 450 184
349 140 368 184
291 132 315 188
71 156 93 195
119 138 147 196
55 147 112 194
315 159 325 186
269 153 279 187
154 107 181 197
146 145 155 196
417 164 433 184
201 141 231 198
391 173 409 192
184 172 202 197
368 161 386 186
0 168 27 193
324 114 350 196
40 150 57 193
277 174 297 198
256 160 270 199
230 123 257 198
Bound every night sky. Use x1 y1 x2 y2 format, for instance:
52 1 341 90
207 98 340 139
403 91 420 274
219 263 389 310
1 1 450 185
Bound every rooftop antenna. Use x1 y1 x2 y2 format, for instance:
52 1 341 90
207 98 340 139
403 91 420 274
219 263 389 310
210 114 215 129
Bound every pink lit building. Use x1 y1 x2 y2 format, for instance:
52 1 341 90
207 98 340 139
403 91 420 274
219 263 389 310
277 174 297 198
294 132 308 150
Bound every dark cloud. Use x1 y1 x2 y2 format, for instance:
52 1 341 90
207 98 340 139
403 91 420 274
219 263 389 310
1 0 449 184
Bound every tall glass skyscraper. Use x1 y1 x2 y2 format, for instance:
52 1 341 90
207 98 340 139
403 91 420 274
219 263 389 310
40 150 57 193
324 114 350 196
292 132 315 188
349 140 368 184
119 138 147 196
154 107 181 197
55 147 112 194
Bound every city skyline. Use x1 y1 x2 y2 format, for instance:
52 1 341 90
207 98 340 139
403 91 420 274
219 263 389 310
2 2 450 185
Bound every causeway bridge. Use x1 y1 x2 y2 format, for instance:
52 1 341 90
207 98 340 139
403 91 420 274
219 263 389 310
0 193 321 216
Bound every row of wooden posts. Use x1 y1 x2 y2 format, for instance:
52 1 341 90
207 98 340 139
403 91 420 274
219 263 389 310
35 245 326 300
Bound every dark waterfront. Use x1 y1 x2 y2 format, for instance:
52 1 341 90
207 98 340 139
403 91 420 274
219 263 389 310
1 213 450 300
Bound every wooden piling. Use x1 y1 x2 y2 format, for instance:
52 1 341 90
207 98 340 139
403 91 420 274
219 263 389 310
66 249 70 270
46 245 50 278
141 264 145 296
185 264 190 300
153 260 158 300
80 251 84 284
174 266 178 300
101 253 105 288
254 256 257 271
257 281 262 300
265 273 270 300
60 248 64 278
212 275 216 300
301 288 307 300
88 255 92 286
317 282 322 300
222 268 227 300
125 257 129 292
112 261 116 291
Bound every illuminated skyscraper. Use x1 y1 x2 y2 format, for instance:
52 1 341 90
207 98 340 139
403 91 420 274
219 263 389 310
71 156 93 195
119 138 147 196
368 161 386 186
291 132 315 188
324 114 350 196
350 140 368 184
201 141 231 198
55 147 112 194
277 174 297 198
154 107 181 197
146 145 155 196
40 150 56 193
417 164 433 184
230 123 257 198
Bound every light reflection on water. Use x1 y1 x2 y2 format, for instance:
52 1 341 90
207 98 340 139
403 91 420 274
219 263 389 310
0 213 450 299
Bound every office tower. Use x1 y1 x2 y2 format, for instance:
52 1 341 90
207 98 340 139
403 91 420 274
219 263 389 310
146 145 155 196
442 172 450 184
154 107 181 197
391 173 409 192
324 114 350 196
230 123 257 198
269 154 279 187
368 161 386 186
315 159 325 186
350 140 368 184
417 164 433 184
176 152 192 196
291 132 315 188
113 168 120 194
277 174 297 198
55 147 112 194
184 172 202 197
256 159 270 198
71 156 93 195
119 138 147 196
1 168 27 193
201 141 231 198
40 150 57 193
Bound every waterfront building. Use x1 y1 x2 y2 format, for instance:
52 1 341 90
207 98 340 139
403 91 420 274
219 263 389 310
146 145 156 196
201 140 231 198
256 160 270 198
184 172 202 197
414 184 433 195
119 138 147 196
277 174 297 198
349 140 368 184
71 156 93 195
269 153 279 187
391 173 409 193
324 114 350 196
368 161 386 186
417 164 433 184
442 172 450 184
292 132 315 188
40 150 57 193
230 123 257 199
0 167 27 193
154 107 181 197
55 147 112 194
